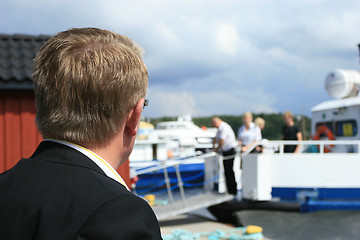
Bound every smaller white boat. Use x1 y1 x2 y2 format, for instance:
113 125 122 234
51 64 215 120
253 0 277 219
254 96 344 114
129 116 216 191
131 115 216 162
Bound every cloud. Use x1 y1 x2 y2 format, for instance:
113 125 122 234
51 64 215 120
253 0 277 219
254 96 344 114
144 87 197 117
144 84 277 118
215 23 241 56
1 0 360 117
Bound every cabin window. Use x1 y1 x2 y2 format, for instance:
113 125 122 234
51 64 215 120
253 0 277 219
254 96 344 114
335 120 357 137
315 122 333 133
316 120 357 137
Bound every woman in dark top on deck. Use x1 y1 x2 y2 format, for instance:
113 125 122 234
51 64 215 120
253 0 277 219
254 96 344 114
281 111 303 153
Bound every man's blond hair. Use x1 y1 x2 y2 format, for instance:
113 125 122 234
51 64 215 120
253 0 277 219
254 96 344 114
283 111 293 119
33 28 148 146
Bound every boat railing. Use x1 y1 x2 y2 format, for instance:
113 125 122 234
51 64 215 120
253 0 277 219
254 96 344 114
135 158 189 206
133 152 234 220
242 139 360 156
240 140 360 202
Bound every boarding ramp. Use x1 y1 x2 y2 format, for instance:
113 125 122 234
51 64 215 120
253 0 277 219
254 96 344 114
241 140 360 201
134 152 233 220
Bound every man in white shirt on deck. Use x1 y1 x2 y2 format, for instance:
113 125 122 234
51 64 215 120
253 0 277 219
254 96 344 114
212 117 238 195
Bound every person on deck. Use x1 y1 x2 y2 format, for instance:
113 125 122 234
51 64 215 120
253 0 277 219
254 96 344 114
212 117 238 195
238 112 262 153
0 28 162 239
254 117 265 134
254 117 266 153
282 111 303 153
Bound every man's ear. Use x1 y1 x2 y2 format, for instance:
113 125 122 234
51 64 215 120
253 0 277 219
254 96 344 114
125 98 145 136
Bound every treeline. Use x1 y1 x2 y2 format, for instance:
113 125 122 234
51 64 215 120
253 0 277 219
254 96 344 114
149 113 312 140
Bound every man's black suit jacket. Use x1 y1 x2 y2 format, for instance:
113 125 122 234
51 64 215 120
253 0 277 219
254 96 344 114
0 141 162 239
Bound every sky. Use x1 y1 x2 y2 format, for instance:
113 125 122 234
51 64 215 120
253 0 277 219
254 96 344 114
1 0 360 118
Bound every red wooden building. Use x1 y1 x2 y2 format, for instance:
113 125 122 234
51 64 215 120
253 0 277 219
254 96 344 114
0 34 130 185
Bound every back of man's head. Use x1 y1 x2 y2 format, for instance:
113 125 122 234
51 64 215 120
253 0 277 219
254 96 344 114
33 28 148 146
211 117 222 128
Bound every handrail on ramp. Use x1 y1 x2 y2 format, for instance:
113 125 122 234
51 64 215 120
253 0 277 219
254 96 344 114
133 152 233 220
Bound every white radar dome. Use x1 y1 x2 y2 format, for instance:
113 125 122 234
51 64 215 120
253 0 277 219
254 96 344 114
325 69 360 99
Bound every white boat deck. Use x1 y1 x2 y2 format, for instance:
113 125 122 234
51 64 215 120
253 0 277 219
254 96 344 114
136 139 360 219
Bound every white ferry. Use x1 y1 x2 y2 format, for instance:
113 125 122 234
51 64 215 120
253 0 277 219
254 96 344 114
241 68 360 212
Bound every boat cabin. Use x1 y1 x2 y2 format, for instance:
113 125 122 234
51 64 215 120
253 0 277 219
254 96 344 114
311 69 360 152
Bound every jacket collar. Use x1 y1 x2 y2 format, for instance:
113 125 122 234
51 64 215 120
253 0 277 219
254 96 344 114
31 141 106 177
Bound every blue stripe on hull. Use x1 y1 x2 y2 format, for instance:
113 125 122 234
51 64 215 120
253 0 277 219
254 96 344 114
301 200 360 212
272 187 360 201
273 187 360 212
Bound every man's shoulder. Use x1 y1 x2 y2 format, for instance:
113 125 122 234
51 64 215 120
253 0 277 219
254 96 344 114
221 122 232 131
76 187 162 239
96 191 153 214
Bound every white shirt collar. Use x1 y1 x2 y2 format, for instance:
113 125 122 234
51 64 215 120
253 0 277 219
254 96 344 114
44 139 129 191
249 122 256 128
240 122 256 130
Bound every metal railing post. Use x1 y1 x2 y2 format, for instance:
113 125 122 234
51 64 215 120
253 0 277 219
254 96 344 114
217 154 226 193
174 164 187 207
319 142 324 154
280 144 284 154
163 165 174 203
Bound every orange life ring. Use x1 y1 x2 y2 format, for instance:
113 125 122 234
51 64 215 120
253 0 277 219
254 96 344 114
313 125 335 153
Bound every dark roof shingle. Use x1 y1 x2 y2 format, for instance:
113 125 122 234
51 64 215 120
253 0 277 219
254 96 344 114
0 34 50 90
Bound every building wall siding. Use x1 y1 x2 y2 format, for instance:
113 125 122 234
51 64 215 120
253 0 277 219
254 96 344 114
0 92 41 172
